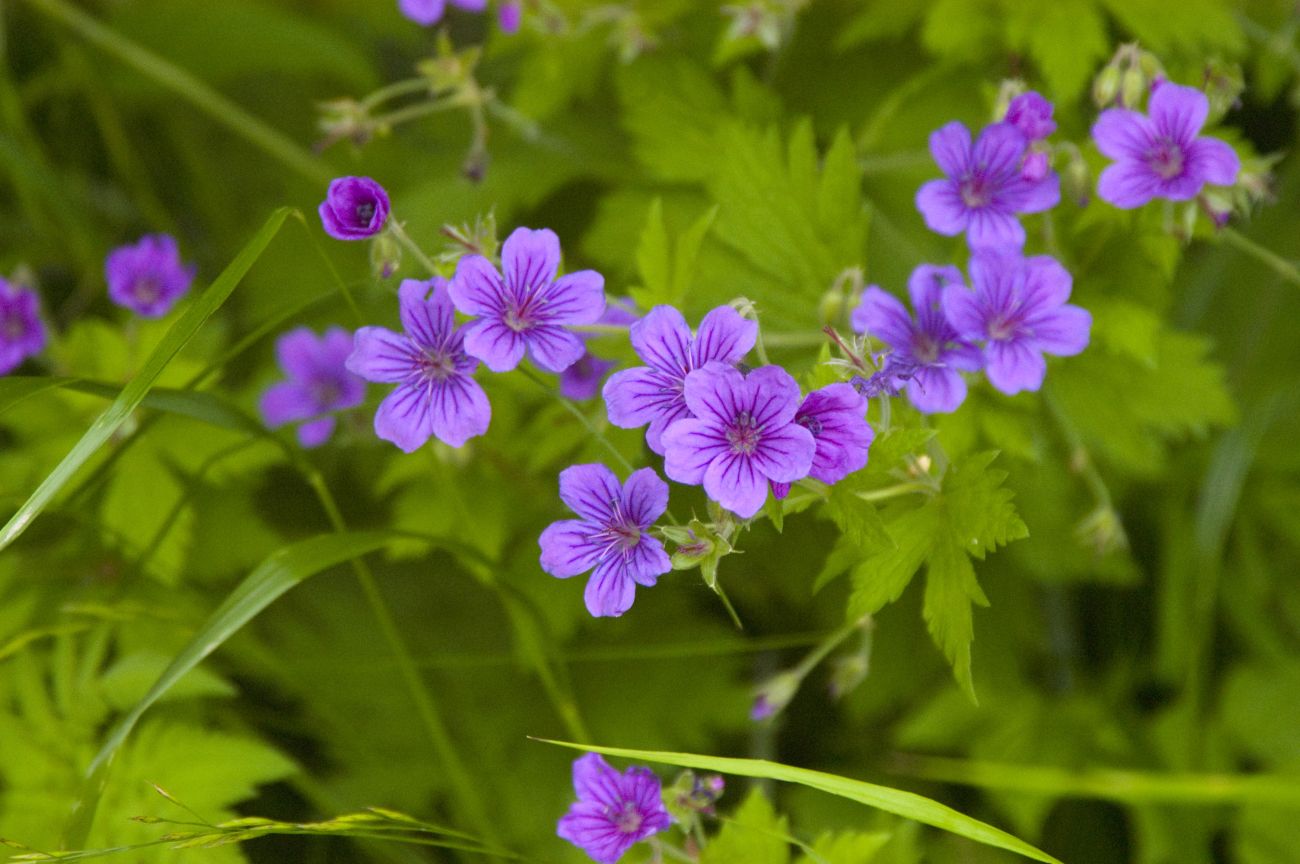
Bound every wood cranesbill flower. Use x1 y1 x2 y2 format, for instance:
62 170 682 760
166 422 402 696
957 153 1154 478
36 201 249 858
853 265 984 414
318 176 390 240
556 753 670 863
0 278 46 376
104 234 196 318
943 250 1091 395
662 362 815 519
346 277 490 451
1092 81 1239 208
915 121 1060 249
449 227 605 373
602 305 757 454
538 463 672 618
259 327 366 448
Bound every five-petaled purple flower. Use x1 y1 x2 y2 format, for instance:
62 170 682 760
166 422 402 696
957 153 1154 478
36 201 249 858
538 463 672 618
560 298 638 401
662 362 815 519
319 176 391 240
556 753 670 864
105 234 196 318
943 250 1091 395
1092 81 1239 209
771 383 874 499
346 277 490 451
260 327 366 448
603 305 758 454
449 227 605 374
398 0 486 25
853 265 984 414
0 278 47 376
916 121 1059 249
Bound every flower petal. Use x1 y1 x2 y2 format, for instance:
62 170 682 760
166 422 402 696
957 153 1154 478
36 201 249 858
943 285 988 341
1097 161 1160 209
398 278 454 349
1021 255 1073 312
629 305 692 373
750 423 815 484
603 366 679 430
645 405 690 456
557 801 636 864
1187 137 1240 187
984 339 1046 395
539 519 604 578
621 467 669 528
743 365 803 429
662 418 727 485
526 325 587 373
915 180 969 236
1091 109 1152 160
347 326 418 383
260 382 318 428
296 417 336 448
907 366 968 414
703 452 767 518
682 361 747 426
1149 81 1208 144
462 319 527 372
373 384 434 452
691 305 758 367
853 286 914 348
1028 305 1092 356
625 535 671 587
929 121 972 177
966 207 1025 250
427 375 491 447
571 753 622 806
275 328 321 382
501 226 561 295
584 557 637 617
1006 172 1060 214
972 122 1028 178
558 463 622 523
448 255 507 317
537 270 605 326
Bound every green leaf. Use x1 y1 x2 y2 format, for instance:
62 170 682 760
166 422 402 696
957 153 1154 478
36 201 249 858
0 207 291 554
1003 0 1109 98
922 539 989 702
702 790 790 864
798 830 892 864
539 740 1064 864
634 198 672 306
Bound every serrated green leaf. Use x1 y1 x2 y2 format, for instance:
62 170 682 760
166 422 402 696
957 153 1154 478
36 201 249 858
702 789 790 864
849 505 939 618
923 538 989 703
799 830 892 864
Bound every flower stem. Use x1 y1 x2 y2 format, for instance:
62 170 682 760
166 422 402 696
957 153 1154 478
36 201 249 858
518 366 635 474
853 480 931 503
360 77 433 111
1220 227 1300 290
387 218 440 278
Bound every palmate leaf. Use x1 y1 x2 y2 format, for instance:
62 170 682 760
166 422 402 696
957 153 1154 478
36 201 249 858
539 740 1063 864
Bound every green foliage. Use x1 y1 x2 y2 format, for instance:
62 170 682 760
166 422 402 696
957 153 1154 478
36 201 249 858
702 790 791 864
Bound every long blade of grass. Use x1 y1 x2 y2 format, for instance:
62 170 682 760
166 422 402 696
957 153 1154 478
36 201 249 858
537 740 1062 864
0 207 291 553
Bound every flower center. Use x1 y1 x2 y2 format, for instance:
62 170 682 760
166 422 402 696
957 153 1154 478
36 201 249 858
726 410 762 455
613 801 643 835
503 305 534 333
987 317 1017 341
1 313 23 341
355 201 375 224
133 277 162 304
312 379 342 407
959 175 991 208
796 413 823 437
418 349 456 381
913 335 940 364
1147 139 1185 180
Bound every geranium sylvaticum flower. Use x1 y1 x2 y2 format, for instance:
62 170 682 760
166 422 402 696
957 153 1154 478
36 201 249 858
853 265 984 414
556 753 670 863
538 463 671 618
449 227 605 373
602 305 758 454
943 250 1092 395
259 327 366 448
662 362 815 519
104 234 196 318
771 383 874 499
398 0 485 26
346 277 490 451
1092 80 1239 208
319 176 390 240
560 298 638 401
0 278 47 376
916 121 1059 248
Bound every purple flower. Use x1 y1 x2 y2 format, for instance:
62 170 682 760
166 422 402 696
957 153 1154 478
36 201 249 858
915 121 1060 249
398 0 486 26
346 277 490 451
556 753 670 863
943 250 1092 395
497 0 521 33
259 327 366 448
793 383 874 485
852 265 984 414
319 176 390 240
0 278 47 375
104 234 196 318
602 305 758 454
449 227 605 374
560 298 638 401
538 464 671 618
1006 91 1056 141
662 362 815 519
1092 81 1239 208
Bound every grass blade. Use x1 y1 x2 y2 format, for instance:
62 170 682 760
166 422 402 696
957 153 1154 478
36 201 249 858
537 740 1063 864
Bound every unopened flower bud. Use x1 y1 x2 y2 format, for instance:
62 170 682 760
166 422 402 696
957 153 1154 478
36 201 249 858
1120 66 1147 109
1200 189 1233 229
751 670 800 721
1093 64 1122 109
1061 143 1090 207
370 232 402 279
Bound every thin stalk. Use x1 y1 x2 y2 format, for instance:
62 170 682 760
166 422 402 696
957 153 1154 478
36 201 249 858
1220 227 1300 289
761 331 826 348
360 77 434 111
853 481 932 503
518 366 635 474
387 219 440 278
372 96 461 130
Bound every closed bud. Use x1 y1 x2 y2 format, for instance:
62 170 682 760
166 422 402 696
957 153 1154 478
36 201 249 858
1061 144 1090 206
1092 64 1122 108
751 670 800 721
828 652 869 700
1199 189 1233 229
370 232 402 279
817 286 845 326
1120 66 1147 109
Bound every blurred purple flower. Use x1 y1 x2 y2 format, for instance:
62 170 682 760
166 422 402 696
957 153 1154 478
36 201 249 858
449 227 605 373
662 362 814 519
943 250 1091 395
0 278 47 375
539 463 671 618
319 176 390 240
105 234 196 318
398 0 486 26
852 265 984 414
557 753 670 863
915 121 1059 249
346 277 490 451
1006 91 1056 141
560 298 638 401
1092 81 1239 208
497 1 522 33
260 327 365 448
603 305 757 454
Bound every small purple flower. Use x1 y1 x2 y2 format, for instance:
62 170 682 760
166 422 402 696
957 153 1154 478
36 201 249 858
104 234 196 318
943 250 1092 395
557 753 671 863
538 464 671 618
1005 91 1056 141
0 278 47 375
398 0 486 26
449 227 605 374
915 121 1060 249
602 305 758 454
662 362 815 519
346 277 490 451
1092 81 1239 208
319 176 390 240
852 265 984 414
560 298 638 401
260 327 366 448
793 383 874 485
497 0 521 33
